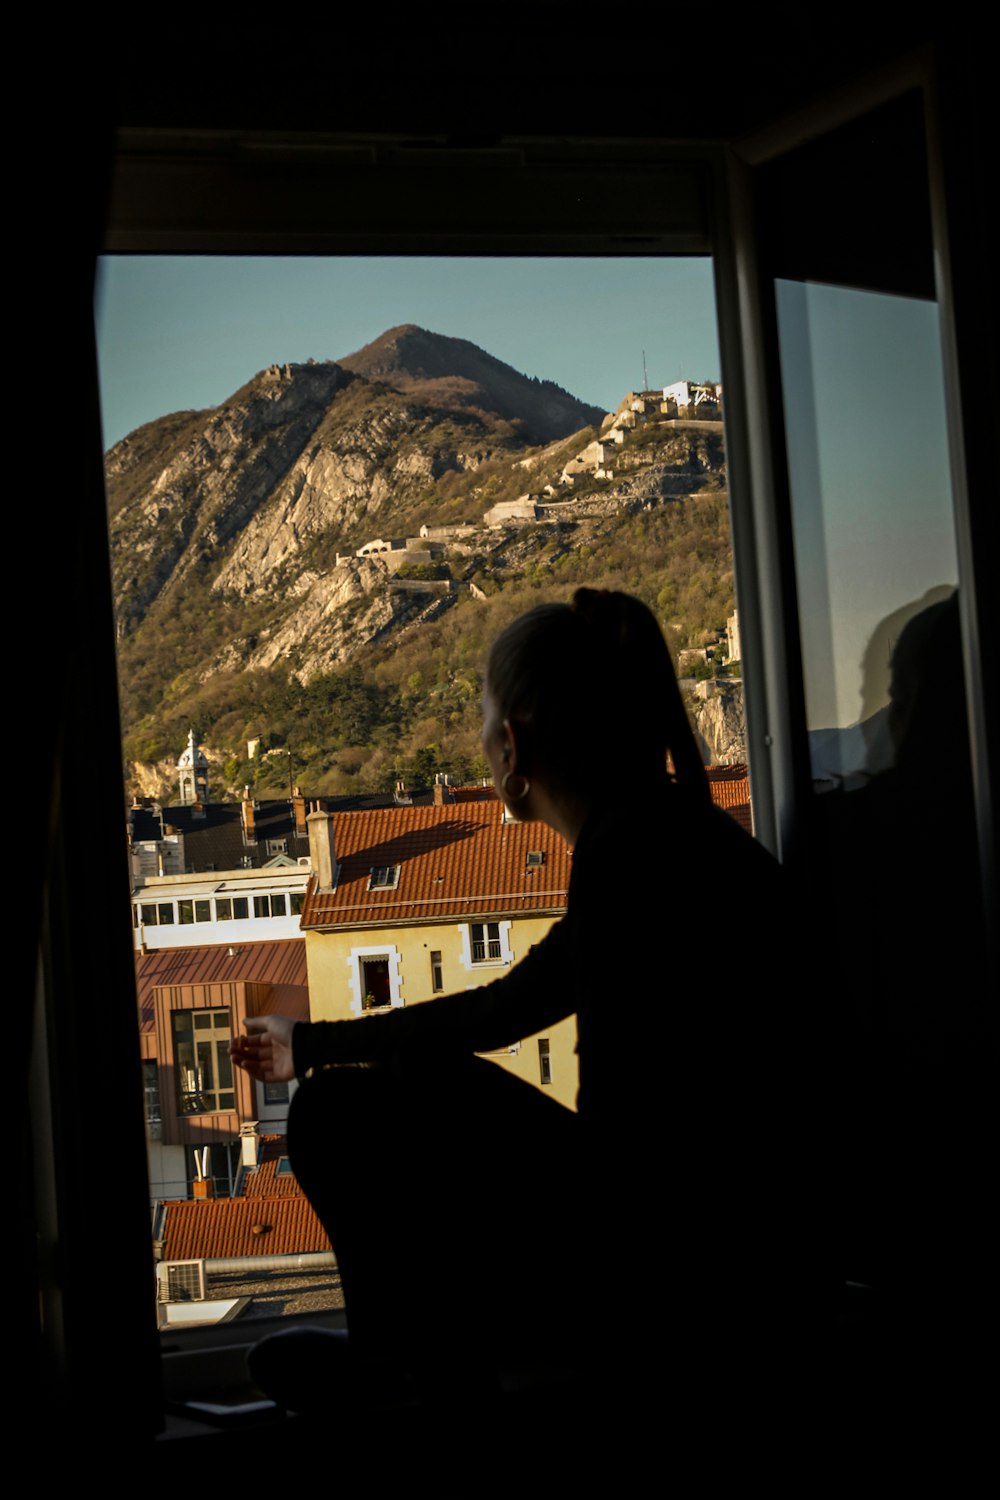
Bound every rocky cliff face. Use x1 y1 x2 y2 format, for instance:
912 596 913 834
693 682 746 765
107 361 361 630
107 334 595 633
106 328 734 792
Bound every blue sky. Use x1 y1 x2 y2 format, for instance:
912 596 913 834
94 256 721 449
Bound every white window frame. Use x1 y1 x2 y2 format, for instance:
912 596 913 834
346 944 403 1014
458 919 513 972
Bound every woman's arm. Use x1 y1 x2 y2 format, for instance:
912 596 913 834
292 915 577 1074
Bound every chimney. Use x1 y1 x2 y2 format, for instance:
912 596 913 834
240 1121 260 1169
292 785 307 837
241 785 256 844
433 781 446 806
192 1145 215 1197
308 805 338 891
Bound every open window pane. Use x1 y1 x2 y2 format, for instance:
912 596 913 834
775 279 960 787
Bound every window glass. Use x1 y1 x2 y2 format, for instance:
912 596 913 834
172 1010 235 1114
471 922 503 963
774 265 982 1036
775 280 959 787
142 1059 161 1137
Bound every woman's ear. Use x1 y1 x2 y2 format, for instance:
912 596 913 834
503 717 525 775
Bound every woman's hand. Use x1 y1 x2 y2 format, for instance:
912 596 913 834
230 1014 297 1083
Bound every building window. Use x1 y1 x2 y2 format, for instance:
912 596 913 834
347 945 403 1014
215 895 249 921
253 893 289 918
142 1059 162 1137
472 922 503 962
360 955 392 1009
265 838 288 856
290 892 305 916
430 950 444 992
525 850 545 869
139 901 176 926
458 920 513 971
177 900 209 924
538 1038 552 1086
172 1010 236 1114
368 865 400 890
263 1080 290 1105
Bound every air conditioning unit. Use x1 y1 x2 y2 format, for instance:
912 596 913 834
157 1259 207 1303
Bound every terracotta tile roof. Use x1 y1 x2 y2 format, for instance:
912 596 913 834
134 938 309 1034
706 764 753 835
302 803 571 930
159 1193 330 1260
243 1135 304 1198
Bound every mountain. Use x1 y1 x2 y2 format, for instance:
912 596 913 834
105 331 733 799
338 325 606 443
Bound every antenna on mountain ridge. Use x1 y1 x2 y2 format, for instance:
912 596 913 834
642 349 649 390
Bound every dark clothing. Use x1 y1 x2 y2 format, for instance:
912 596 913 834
294 783 790 1131
290 783 823 1379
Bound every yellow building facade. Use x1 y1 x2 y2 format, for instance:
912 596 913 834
301 797 579 1110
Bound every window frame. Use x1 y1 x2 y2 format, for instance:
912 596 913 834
459 920 513 971
29 47 993 1446
346 944 403 1014
171 1008 237 1117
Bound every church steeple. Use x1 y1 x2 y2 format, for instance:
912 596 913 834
177 729 210 806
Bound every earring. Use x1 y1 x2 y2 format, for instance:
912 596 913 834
501 770 531 802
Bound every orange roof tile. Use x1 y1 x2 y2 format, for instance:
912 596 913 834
302 803 571 930
159 1193 331 1260
243 1136 304 1198
706 765 752 834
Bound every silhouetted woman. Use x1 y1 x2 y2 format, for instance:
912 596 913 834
232 589 810 1405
